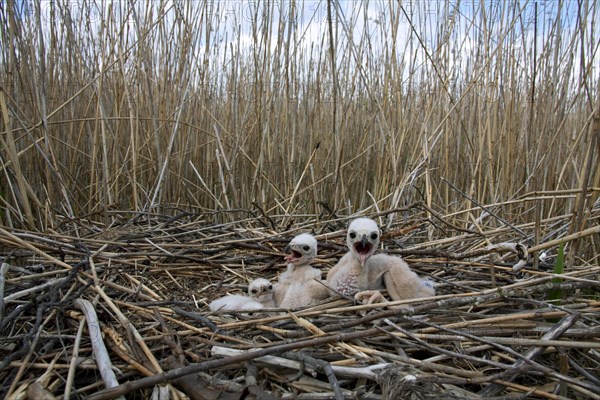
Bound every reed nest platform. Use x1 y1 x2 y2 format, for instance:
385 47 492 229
1 203 599 400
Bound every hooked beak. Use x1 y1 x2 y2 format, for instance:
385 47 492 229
284 245 302 263
361 235 368 247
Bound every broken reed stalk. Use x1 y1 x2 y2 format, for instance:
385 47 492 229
73 299 124 399
63 318 85 400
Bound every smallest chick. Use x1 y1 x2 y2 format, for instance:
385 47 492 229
248 278 276 308
209 278 275 311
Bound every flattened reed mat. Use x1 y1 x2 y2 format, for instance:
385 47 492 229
1 205 599 399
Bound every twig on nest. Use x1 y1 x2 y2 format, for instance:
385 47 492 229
156 309 219 400
64 318 86 399
211 346 387 381
479 313 581 396
73 299 124 399
281 351 344 400
87 327 387 400
172 306 219 332
0 262 9 320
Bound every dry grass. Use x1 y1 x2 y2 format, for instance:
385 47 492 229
0 1 598 232
1 0 599 398
0 207 599 399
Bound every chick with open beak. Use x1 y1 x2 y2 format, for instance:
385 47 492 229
283 233 316 265
273 233 329 308
326 218 378 297
347 217 380 265
326 217 434 303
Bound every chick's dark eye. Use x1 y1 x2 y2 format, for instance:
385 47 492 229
371 233 378 240
303 245 310 251
251 289 257 294
349 232 356 239
268 285 273 290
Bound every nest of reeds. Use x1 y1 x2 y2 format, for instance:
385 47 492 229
1 203 599 400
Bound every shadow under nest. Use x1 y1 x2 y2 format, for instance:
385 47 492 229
0 206 599 399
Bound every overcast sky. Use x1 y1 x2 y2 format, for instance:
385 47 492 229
10 0 599 89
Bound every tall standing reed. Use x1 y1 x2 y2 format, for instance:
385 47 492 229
0 0 598 235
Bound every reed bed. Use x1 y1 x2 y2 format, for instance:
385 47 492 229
0 1 599 232
1 0 600 398
0 201 599 399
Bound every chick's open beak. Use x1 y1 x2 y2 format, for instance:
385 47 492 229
354 235 373 265
284 245 302 263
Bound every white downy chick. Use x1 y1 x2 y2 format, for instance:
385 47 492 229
209 278 275 311
326 217 434 303
273 233 329 308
